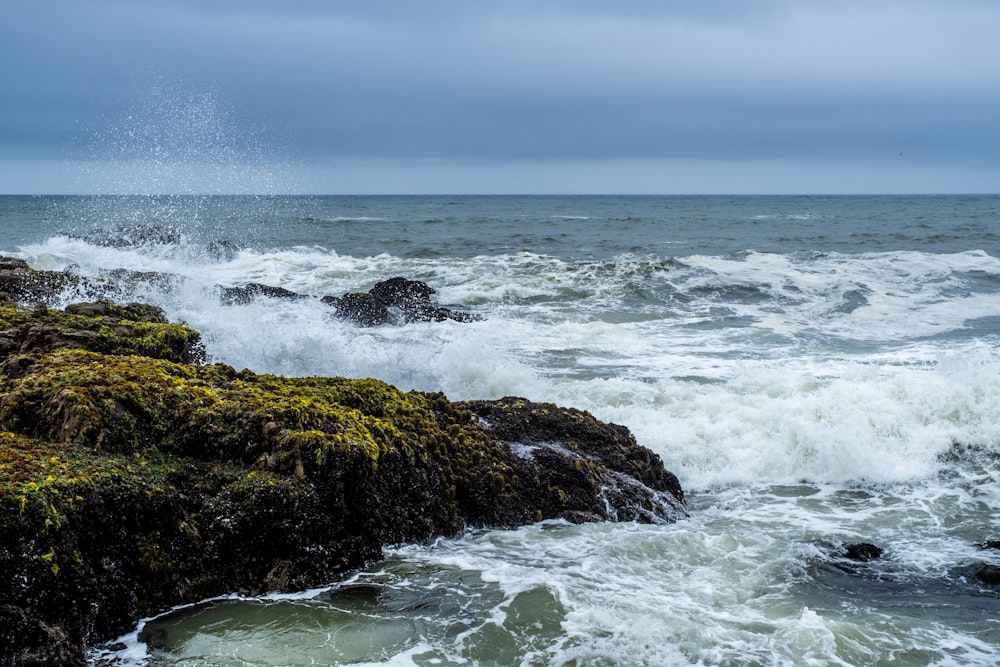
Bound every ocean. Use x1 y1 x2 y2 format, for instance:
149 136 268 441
3 193 1000 666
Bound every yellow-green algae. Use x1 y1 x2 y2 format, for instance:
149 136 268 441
0 430 195 576
0 348 516 521
0 300 204 364
5 348 484 460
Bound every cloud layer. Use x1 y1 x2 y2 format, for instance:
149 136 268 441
2 1 998 193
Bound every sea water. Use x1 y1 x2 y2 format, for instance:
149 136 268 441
2 194 1000 666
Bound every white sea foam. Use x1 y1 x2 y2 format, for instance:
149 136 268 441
18 239 1000 492
579 348 1000 489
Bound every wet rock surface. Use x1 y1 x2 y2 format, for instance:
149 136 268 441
462 397 686 523
0 299 683 665
843 542 883 562
72 224 183 248
975 564 1000 585
0 257 88 304
220 282 309 305
323 277 480 325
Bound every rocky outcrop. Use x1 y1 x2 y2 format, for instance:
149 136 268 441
322 277 479 325
0 257 89 304
462 397 685 523
974 541 1000 585
0 300 204 368
0 300 683 666
1 256 477 326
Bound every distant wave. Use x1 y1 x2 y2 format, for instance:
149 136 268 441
752 213 836 221
303 216 389 223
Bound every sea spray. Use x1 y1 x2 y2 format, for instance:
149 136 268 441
80 74 288 196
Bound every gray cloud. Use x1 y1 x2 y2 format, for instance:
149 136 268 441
2 0 998 192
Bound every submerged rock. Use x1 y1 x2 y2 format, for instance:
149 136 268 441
74 224 182 247
215 274 477 326
220 282 308 305
101 267 187 299
205 239 243 262
972 541 1000 585
0 300 683 665
843 542 883 562
975 564 1000 585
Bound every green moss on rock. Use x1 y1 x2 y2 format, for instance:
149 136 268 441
0 300 204 365
0 299 684 666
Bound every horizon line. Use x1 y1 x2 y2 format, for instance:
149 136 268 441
1 192 997 197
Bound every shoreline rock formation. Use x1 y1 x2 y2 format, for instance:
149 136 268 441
0 265 685 666
2 256 478 327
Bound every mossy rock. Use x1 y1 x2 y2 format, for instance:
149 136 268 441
0 300 204 365
0 300 684 665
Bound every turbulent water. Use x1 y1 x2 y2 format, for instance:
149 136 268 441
3 193 1000 666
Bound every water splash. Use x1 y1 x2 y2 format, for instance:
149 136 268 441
80 75 290 195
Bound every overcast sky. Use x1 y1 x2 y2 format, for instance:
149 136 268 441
2 0 998 194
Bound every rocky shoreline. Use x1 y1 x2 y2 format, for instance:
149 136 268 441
1 255 479 327
0 258 685 665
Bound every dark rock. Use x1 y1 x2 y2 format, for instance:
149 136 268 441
844 542 883 562
371 277 477 323
77 224 182 247
975 564 1000 585
976 564 1000 586
0 302 683 664
0 262 186 306
461 396 686 523
220 283 308 305
369 276 436 303
0 257 89 304
216 276 477 326
0 258 30 272
1 257 477 328
101 268 185 298
325 292 395 326
0 605 86 667
205 240 243 262
973 542 1000 585
325 277 479 326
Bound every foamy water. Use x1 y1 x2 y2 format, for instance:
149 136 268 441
4 194 1000 665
